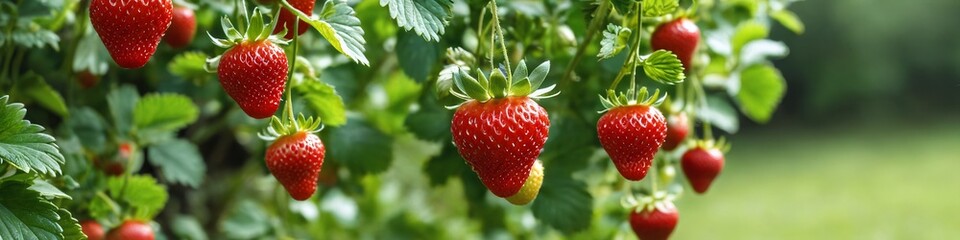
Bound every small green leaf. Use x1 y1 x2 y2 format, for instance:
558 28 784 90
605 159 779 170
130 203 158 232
696 96 740 133
88 193 120 220
379 0 452 42
737 64 785 123
771 10 804 34
107 176 168 220
488 70 508 98
66 107 107 153
9 22 59 50
436 64 467 98
294 80 347 126
147 139 206 187
642 0 679 17
221 200 270 239
732 21 768 55
455 71 489 101
27 179 71 199
133 93 199 133
307 1 370 65
107 85 140 135
531 174 594 234
0 96 64 175
528 61 550 89
15 72 68 117
328 117 393 175
598 24 631 60
739 39 788 67
396 31 440 82
72 26 110 75
642 50 686 84
57 208 85 240
0 182 63 239
168 52 211 81
512 59 528 83
172 215 208 240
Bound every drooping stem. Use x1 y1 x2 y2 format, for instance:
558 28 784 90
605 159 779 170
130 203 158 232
284 9 300 129
488 1 512 82
560 0 610 89
477 6 487 60
608 2 644 92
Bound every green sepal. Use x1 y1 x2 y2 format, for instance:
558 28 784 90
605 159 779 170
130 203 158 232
511 77 533 96
598 87 667 112
489 70 509 98
454 70 490 102
246 8 265 41
475 68 490 91
512 59 528 83
222 16 242 41
528 61 550 89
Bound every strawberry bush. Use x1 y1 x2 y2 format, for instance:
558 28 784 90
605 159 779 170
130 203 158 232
0 0 801 238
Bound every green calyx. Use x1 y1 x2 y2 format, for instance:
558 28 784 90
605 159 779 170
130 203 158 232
599 86 667 113
258 113 324 141
691 137 731 153
205 7 290 72
448 60 559 106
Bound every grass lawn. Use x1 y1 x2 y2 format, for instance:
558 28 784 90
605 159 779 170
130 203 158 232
672 118 960 239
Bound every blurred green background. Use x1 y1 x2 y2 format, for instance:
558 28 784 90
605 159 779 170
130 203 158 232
676 0 960 238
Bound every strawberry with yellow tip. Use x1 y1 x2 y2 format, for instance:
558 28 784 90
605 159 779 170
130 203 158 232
505 160 543 205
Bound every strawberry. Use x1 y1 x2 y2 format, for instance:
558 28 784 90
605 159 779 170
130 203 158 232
163 5 196 49
80 220 105 240
265 130 325 200
210 10 289 119
449 60 557 198
681 142 726 194
598 88 667 181
505 159 544 205
274 0 315 39
651 18 700 72
106 220 154 240
90 0 172 69
662 112 689 151
76 70 100 89
630 203 679 240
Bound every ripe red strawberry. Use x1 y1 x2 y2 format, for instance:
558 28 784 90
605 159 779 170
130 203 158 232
598 104 667 181
211 11 289 119
681 145 725 194
90 0 172 69
106 220 154 240
76 70 100 89
80 220 105 240
630 204 679 240
274 0 315 39
266 131 326 201
452 97 550 197
163 5 196 48
651 18 700 72
662 112 689 151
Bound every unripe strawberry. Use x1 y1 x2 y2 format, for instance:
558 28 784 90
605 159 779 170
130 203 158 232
505 160 544 205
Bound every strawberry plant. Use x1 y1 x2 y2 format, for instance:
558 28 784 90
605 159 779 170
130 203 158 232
0 0 801 238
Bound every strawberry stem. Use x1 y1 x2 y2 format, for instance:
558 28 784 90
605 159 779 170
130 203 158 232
488 1 512 84
608 2 644 93
285 11 300 130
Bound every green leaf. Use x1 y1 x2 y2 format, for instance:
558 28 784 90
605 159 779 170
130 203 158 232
736 64 785 123
294 80 347 126
15 72 68 117
27 179 70 200
0 96 63 175
642 50 686 84
220 199 270 239
771 9 804 34
597 24 631 60
56 208 85 240
328 117 393 175
642 0 679 17
133 93 199 133
88 193 120 220
107 176 168 220
72 25 110 75
423 145 464 186
147 139 206 187
611 0 636 15
396 31 440 82
739 39 788 67
107 85 140 135
379 0 452 42
531 174 593 234
10 21 59 50
307 0 370 65
65 107 106 153
731 21 768 55
696 96 740 133
168 52 211 81
436 64 467 99
0 182 63 240
171 215 208 240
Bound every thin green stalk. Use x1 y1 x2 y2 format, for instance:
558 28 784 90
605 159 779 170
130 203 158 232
488 1 512 80
608 3 644 92
627 3 643 94
476 6 487 60
10 43 26 81
560 0 610 89
284 6 300 128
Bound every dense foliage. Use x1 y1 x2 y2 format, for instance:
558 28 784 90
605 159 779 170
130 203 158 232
0 0 801 238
